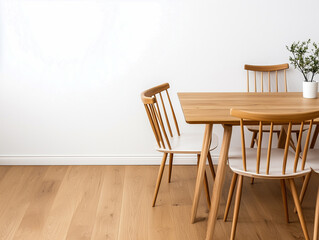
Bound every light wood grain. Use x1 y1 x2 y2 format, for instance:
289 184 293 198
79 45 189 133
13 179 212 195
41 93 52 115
197 154 211 209
118 166 152 240
0 166 318 240
289 178 310 240
91 166 125 240
142 84 218 209
0 166 48 240
65 166 103 240
225 109 317 240
12 166 67 240
230 174 243 240
152 153 168 207
280 179 289 223
178 92 319 124
223 173 238 222
245 64 288 93
39 166 92 240
178 92 319 240
191 124 213 223
206 125 232 239
244 63 289 72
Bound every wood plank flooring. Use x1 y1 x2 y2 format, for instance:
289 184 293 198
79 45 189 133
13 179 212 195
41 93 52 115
0 165 317 240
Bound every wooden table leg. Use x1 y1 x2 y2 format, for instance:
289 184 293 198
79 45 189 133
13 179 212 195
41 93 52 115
278 125 298 152
190 124 213 223
310 124 319 149
277 125 288 149
206 124 232 240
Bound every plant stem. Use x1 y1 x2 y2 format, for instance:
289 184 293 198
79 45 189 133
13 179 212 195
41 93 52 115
311 72 315 82
292 52 308 81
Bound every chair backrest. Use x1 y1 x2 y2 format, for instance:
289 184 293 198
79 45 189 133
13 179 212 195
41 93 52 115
141 83 180 150
230 109 319 175
245 64 289 93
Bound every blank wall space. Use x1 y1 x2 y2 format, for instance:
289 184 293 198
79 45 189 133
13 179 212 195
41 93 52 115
0 0 318 162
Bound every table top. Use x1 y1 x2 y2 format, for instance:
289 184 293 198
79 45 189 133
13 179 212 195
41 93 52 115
178 92 319 124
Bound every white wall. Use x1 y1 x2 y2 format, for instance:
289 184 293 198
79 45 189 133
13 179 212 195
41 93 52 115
0 0 319 164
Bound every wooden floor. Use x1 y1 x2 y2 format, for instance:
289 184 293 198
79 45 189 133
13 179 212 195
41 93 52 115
0 165 317 240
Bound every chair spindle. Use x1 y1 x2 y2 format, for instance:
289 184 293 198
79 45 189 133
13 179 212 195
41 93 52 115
282 122 292 174
261 72 264 92
284 69 287 92
159 92 173 137
247 71 249 92
301 120 314 170
266 122 274 174
256 121 263 174
145 104 161 148
154 100 171 150
293 122 304 172
240 119 247 171
150 103 166 149
276 71 278 92
254 71 257 92
166 90 180 136
268 72 271 92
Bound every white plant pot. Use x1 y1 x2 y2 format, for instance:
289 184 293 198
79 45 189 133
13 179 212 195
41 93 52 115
303 81 318 98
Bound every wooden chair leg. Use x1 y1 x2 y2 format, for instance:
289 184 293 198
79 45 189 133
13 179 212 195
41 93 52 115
289 178 310 240
296 131 302 152
152 153 168 207
294 172 312 213
250 132 257 184
204 172 211 209
168 153 174 183
280 179 289 223
250 131 257 148
197 154 211 209
205 125 232 238
224 173 238 221
295 132 299 143
207 152 216 180
300 172 311 205
250 178 255 184
289 138 297 152
310 124 319 149
230 175 243 240
314 187 319 240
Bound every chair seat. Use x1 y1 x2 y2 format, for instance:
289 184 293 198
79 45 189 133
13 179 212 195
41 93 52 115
306 149 319 174
157 132 218 154
228 148 311 178
247 124 307 132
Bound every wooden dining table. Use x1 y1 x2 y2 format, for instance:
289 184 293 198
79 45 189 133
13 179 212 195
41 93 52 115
178 92 319 240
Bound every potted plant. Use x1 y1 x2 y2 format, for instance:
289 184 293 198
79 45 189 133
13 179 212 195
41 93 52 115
287 39 319 98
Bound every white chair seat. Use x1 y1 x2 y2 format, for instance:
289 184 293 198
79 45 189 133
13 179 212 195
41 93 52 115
228 148 311 178
157 132 218 154
247 124 307 132
306 149 319 174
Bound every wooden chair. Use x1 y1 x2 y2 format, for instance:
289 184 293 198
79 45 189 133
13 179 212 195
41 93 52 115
296 147 319 239
306 150 319 240
224 108 319 240
141 83 218 207
245 63 304 150
293 130 319 215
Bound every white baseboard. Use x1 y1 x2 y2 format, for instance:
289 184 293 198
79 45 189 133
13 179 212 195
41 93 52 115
0 154 219 165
